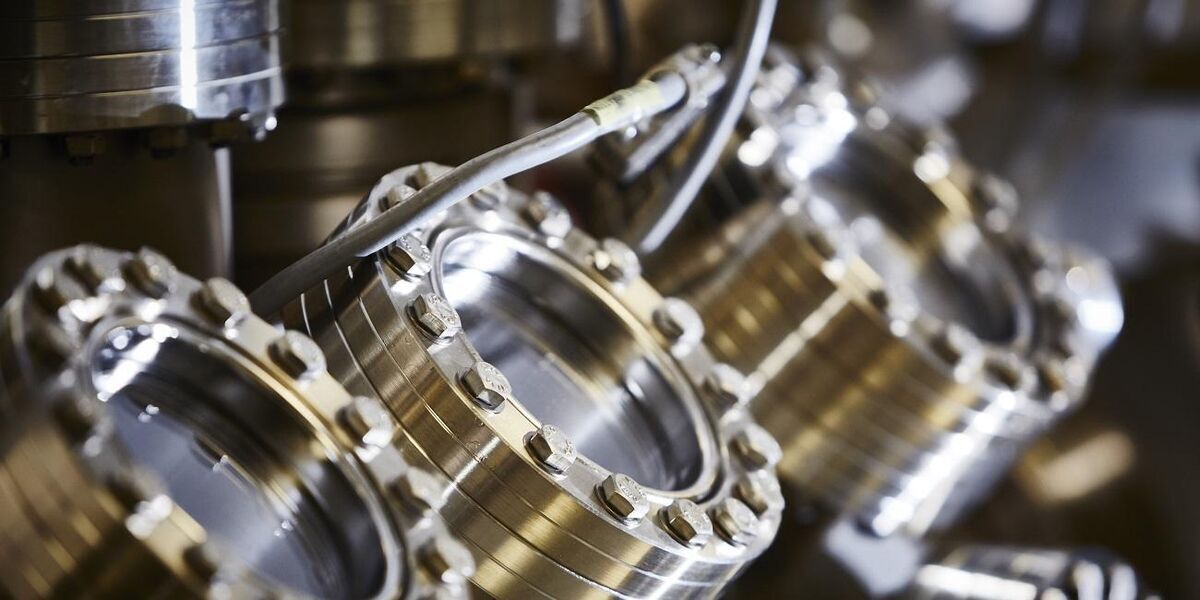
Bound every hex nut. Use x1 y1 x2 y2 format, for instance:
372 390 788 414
984 353 1034 392
526 424 577 474
653 297 704 348
420 535 476 586
386 234 433 280
598 473 650 523
340 396 396 448
930 322 981 366
591 238 641 283
662 499 713 547
459 361 512 411
32 266 87 314
196 278 251 329
126 248 178 298
413 162 453 188
470 181 508 209
523 191 573 239
269 331 327 381
704 363 749 408
409 293 462 341
380 184 417 211
711 497 759 546
733 425 782 471
391 468 444 515
735 472 785 516
67 245 123 292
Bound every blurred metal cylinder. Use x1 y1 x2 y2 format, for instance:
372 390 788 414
0 0 284 294
232 0 588 287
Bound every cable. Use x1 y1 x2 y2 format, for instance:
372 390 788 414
624 0 778 254
249 74 689 315
601 0 633 87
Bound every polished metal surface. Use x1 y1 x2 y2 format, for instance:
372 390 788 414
0 0 283 136
282 163 784 598
0 245 471 599
597 46 1122 541
910 545 1154 600
288 0 587 68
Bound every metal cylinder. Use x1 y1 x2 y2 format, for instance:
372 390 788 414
0 245 470 599
281 163 785 598
0 0 284 294
618 46 1123 538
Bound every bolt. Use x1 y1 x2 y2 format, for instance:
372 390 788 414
867 285 919 326
704 364 749 408
196 278 251 329
64 134 105 164
413 162 453 188
147 127 188 159
385 235 433 280
184 543 224 580
662 499 713 547
408 293 461 341
653 297 704 348
735 472 785 516
269 331 327 381
66 246 123 292
125 248 178 298
380 184 417 211
526 424 577 474
591 238 641 283
459 361 512 411
597 473 649 523
340 396 396 448
420 535 476 586
31 266 87 314
984 353 1033 392
470 181 507 210
522 192 572 239
391 468 444 515
711 497 759 546
732 425 782 471
930 322 980 365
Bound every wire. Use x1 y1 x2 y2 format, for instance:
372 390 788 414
249 74 689 315
624 0 778 254
601 0 633 87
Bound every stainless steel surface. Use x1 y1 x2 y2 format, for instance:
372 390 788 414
282 164 784 597
0 245 470 599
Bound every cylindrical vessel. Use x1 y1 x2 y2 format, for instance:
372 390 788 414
281 163 785 598
0 1 284 293
0 245 470 599
601 46 1123 539
232 0 588 287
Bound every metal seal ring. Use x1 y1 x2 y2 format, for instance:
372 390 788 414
0 245 471 599
282 163 785 598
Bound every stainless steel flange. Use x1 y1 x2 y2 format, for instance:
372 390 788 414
616 46 1123 539
0 246 470 599
282 163 785 598
0 0 283 136
910 545 1154 600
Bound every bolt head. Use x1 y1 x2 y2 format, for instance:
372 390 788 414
32 265 88 315
591 238 641 283
526 424 577 474
391 468 444 515
930 322 981 366
470 181 508 209
459 361 511 411
269 331 327 381
704 364 750 408
523 192 573 239
420 535 476 586
653 297 704 348
126 248 178 298
712 497 759 546
662 499 713 547
984 352 1035 392
340 396 395 448
735 472 785 516
66 245 123 292
413 162 453 188
733 424 782 471
380 184 417 211
386 235 433 280
598 473 649 523
197 278 251 329
409 293 461 341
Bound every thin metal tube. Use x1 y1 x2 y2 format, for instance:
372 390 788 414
250 74 688 315
625 0 778 254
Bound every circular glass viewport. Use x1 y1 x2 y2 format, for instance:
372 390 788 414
91 321 391 599
809 130 1027 344
436 231 717 493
